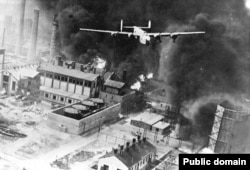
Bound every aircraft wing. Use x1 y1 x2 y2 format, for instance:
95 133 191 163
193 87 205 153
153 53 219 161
148 31 205 37
79 28 133 35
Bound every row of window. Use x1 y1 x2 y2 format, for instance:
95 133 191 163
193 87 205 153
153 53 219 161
43 74 92 87
44 92 79 104
130 153 154 170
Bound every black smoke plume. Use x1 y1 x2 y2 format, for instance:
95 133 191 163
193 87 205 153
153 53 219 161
36 0 250 148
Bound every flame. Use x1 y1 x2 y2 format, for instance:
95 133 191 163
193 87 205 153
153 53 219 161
139 74 145 82
199 147 214 153
245 0 250 9
131 81 141 90
146 73 153 79
95 57 106 69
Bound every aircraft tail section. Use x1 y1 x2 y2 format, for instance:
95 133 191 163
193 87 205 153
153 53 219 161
120 20 123 32
123 20 151 29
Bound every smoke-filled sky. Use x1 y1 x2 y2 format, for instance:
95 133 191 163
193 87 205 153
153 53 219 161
33 0 250 149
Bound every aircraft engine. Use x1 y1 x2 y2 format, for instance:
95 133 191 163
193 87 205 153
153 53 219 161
111 32 117 37
170 34 178 43
155 35 162 42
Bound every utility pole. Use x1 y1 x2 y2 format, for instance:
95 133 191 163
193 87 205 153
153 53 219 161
0 28 6 91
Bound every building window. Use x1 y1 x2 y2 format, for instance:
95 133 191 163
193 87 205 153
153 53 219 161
28 81 31 86
84 81 91 87
45 93 49 98
46 73 53 78
12 81 16 91
68 99 72 104
103 164 109 170
53 95 57 100
61 76 65 82
3 75 9 82
60 97 64 102
76 80 83 85
69 77 76 83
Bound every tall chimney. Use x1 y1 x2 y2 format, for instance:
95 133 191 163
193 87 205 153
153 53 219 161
28 9 40 62
49 14 58 59
122 70 127 82
15 0 26 56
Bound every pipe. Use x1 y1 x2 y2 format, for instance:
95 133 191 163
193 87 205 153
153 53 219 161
28 9 40 62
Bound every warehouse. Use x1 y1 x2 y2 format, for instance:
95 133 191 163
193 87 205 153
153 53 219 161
130 111 164 130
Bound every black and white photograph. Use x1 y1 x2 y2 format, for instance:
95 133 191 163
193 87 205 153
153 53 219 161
0 0 250 170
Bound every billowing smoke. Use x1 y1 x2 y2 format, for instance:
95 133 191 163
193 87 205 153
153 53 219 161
159 1 250 147
35 0 250 148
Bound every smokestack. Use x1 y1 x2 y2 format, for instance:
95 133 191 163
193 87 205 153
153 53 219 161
119 145 124 155
15 0 26 56
50 14 58 59
132 138 136 146
126 142 130 150
122 70 127 82
28 9 40 62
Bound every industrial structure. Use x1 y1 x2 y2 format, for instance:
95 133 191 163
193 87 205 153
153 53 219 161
38 58 104 105
99 71 136 114
208 104 250 153
0 63 40 95
98 136 156 170
47 99 120 134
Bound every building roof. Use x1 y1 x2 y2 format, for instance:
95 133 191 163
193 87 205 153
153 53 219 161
132 112 164 125
103 140 156 168
8 68 39 80
152 121 170 130
40 86 88 101
38 64 99 81
103 72 114 81
104 79 125 89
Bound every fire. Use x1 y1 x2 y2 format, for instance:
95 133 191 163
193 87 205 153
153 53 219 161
131 81 141 90
139 74 145 82
245 0 250 9
199 147 214 154
146 73 153 79
95 57 106 69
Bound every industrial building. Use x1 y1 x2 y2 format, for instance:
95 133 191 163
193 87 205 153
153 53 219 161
0 63 40 95
98 136 156 170
47 98 120 134
38 58 104 106
99 71 136 114
208 104 250 153
130 112 171 135
149 101 180 128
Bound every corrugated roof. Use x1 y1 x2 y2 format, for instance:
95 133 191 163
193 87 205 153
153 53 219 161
103 140 156 168
38 64 99 81
104 79 125 89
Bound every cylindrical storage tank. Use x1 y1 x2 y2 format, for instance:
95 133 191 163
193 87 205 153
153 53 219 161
90 98 104 108
63 107 79 119
81 100 97 110
72 104 88 115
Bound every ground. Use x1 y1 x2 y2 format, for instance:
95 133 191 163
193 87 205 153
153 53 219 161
0 97 190 170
